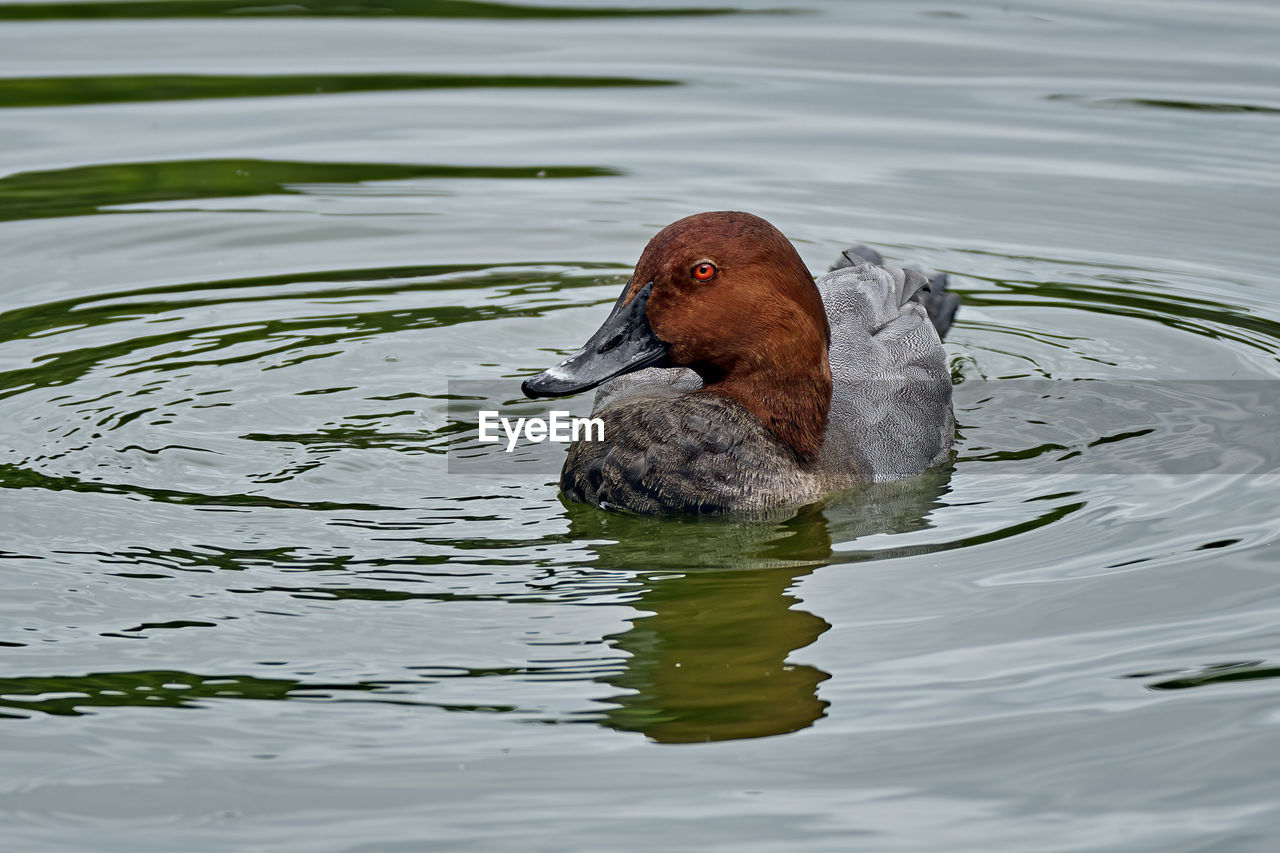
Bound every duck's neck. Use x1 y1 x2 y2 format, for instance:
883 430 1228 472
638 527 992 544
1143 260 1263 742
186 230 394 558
703 356 832 463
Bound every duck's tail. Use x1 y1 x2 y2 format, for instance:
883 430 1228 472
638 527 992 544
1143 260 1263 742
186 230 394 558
829 245 960 340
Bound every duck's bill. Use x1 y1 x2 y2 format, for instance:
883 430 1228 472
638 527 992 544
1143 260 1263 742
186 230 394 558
522 281 668 398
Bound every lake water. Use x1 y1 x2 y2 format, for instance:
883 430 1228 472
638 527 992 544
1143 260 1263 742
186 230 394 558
2 1 1278 850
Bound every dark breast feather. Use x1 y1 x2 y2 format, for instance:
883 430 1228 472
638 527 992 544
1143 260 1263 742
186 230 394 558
560 392 813 516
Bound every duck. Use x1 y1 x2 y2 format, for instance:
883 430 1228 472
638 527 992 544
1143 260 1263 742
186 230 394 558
522 211 957 516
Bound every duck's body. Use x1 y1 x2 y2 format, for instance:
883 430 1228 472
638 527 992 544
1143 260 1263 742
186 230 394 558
523 212 957 517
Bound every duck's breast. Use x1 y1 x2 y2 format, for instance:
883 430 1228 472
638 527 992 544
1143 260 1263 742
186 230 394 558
562 383 819 516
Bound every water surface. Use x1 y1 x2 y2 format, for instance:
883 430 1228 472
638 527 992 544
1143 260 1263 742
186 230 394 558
2 1 1279 850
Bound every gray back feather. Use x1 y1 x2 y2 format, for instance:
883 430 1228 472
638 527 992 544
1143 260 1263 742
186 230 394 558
815 264 954 484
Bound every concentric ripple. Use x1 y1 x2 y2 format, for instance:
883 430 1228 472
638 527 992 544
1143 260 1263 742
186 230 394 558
2 0 1280 849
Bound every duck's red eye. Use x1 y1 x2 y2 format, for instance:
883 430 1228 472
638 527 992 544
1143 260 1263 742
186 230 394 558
692 262 717 282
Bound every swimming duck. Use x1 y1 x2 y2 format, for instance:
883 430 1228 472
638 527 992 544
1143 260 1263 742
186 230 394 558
522 211 957 516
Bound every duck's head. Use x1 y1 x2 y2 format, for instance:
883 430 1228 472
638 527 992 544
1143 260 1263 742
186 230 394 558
523 211 832 460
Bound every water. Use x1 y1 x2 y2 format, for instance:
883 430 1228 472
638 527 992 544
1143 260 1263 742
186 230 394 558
2 1 1279 850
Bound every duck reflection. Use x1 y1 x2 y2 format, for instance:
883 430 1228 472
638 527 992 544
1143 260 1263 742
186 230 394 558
561 467 952 743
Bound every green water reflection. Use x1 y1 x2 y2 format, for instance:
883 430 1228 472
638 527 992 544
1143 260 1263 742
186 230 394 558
0 0 758 22
0 73 677 109
1135 661 1280 691
562 473 950 742
0 670 518 719
1047 93 1280 115
601 563 832 743
0 159 621 223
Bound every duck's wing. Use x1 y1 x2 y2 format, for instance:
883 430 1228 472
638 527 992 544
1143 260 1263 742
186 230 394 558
829 245 959 339
815 263 955 482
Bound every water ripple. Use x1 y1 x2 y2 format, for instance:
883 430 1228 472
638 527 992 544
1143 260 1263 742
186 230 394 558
0 0 766 22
